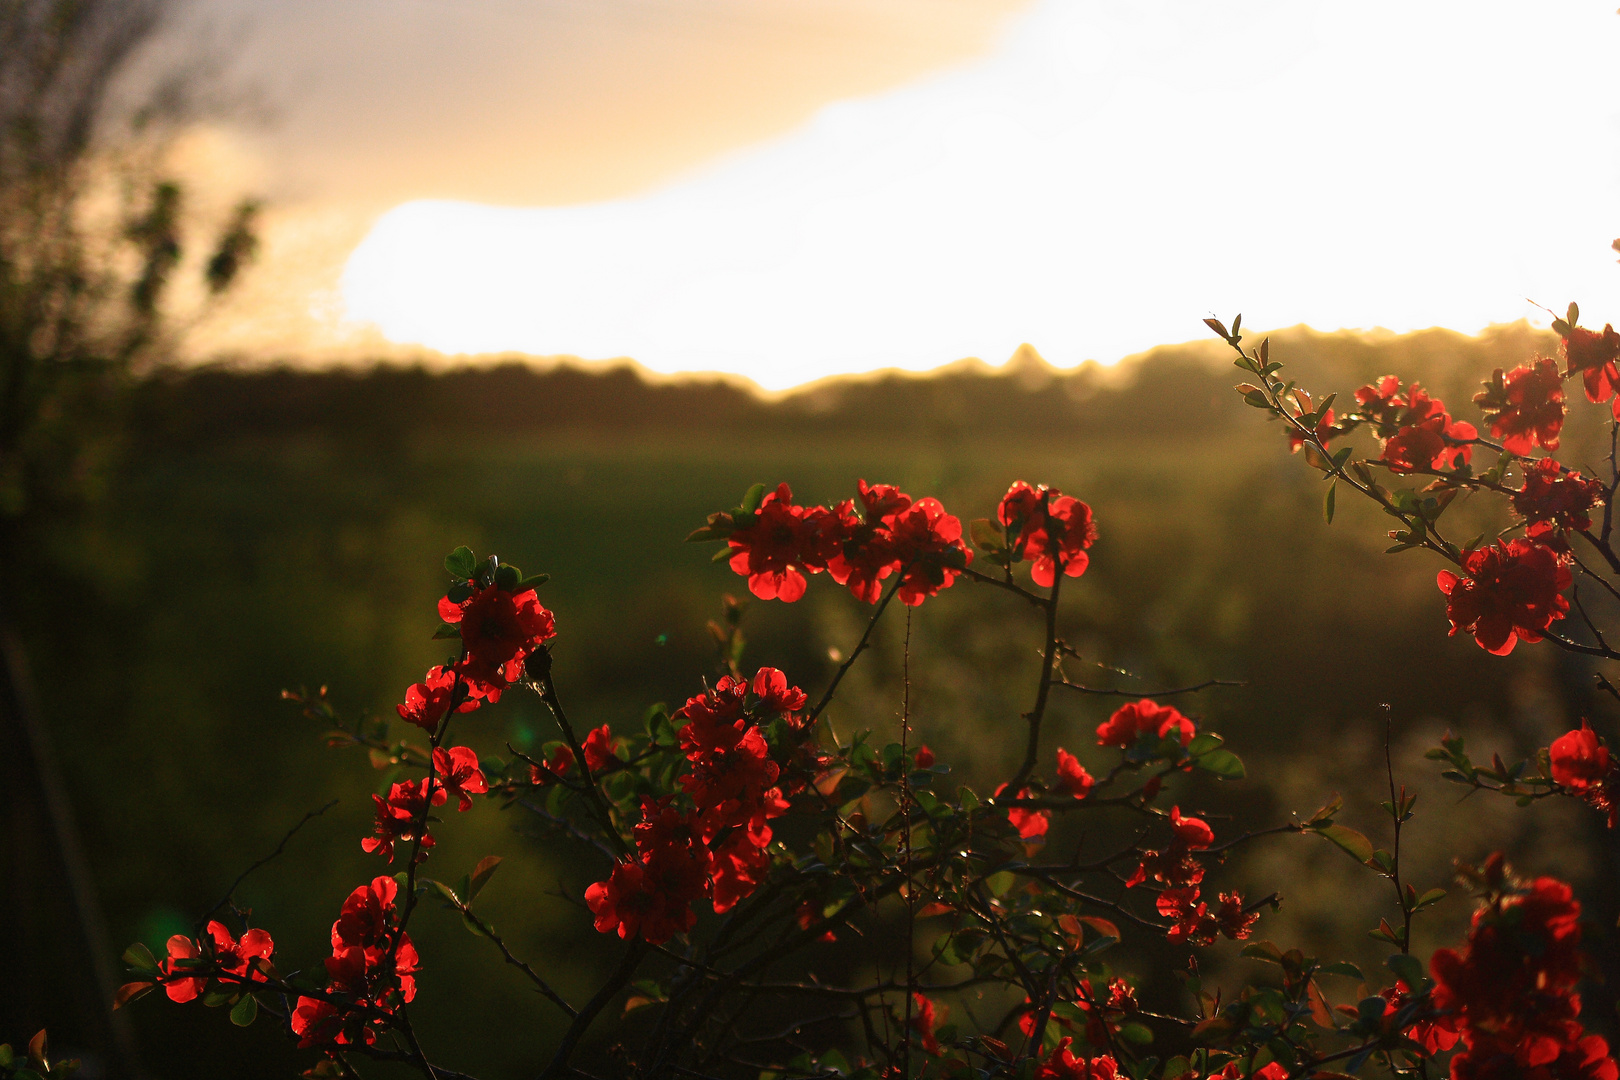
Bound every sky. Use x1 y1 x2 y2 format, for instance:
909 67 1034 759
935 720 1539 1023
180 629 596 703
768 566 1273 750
175 0 1620 390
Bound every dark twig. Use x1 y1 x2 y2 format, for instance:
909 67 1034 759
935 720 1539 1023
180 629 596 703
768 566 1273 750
198 799 338 932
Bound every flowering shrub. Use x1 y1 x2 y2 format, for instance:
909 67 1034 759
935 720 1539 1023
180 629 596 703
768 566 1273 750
1215 298 1620 829
67 443 1610 1080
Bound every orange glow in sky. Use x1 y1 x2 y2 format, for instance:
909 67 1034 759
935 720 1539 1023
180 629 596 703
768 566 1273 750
222 1 1620 389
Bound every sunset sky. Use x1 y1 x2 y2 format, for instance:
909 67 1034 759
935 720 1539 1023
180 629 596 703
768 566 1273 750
178 0 1619 390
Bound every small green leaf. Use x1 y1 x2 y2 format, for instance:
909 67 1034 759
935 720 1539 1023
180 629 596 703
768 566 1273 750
432 622 462 640
1195 748 1246 780
969 517 1007 554
1243 390 1272 409
494 564 521 591
1319 961 1365 979
987 871 1015 897
1323 481 1337 524
1187 732 1223 756
122 942 159 974
229 994 259 1027
445 546 477 579
1316 823 1374 863
738 483 768 515
1387 953 1425 988
518 573 550 590
1415 887 1446 909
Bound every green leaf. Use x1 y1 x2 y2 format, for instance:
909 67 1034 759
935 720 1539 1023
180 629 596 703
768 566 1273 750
1243 390 1272 409
122 942 159 974
444 546 477 580
518 573 550 590
987 870 1015 897
432 622 462 640
1319 961 1364 979
1241 940 1284 964
468 855 503 901
1315 823 1374 863
711 546 735 563
1323 481 1337 524
229 994 259 1027
969 517 1007 554
738 483 767 515
1194 748 1246 780
427 879 460 906
1415 887 1446 909
1387 953 1425 988
494 564 521 591
1187 732 1223 756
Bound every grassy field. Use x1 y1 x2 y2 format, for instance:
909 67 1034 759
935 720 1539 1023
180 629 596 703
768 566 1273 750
18 323 1619 1078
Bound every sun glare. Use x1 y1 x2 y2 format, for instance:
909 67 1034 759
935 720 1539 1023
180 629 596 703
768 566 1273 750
340 0 1620 391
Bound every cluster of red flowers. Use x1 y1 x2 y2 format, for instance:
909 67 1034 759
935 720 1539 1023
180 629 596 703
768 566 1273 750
362 748 486 862
1436 540 1571 656
1562 323 1620 419
1095 699 1195 750
1120 805 1252 944
291 877 421 1049
397 578 558 730
1514 459 1606 548
1353 377 1478 473
1018 976 1138 1051
158 922 274 1003
1035 1043 1118 1080
1550 721 1617 827
1430 858 1617 1080
997 482 1098 587
585 668 806 944
719 481 972 606
1473 358 1567 454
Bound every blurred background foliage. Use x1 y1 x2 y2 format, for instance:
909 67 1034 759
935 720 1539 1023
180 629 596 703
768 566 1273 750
15 323 1620 1078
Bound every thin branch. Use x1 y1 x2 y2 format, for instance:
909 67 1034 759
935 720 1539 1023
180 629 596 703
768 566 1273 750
197 798 338 931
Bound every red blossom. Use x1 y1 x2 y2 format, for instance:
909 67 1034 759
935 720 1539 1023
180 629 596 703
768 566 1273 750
395 665 479 731
159 921 274 1003
1475 358 1566 454
1126 806 1211 889
530 743 574 785
995 783 1049 839
1054 747 1093 798
1036 1041 1119 1080
433 746 487 811
362 778 445 863
295 876 421 1048
997 481 1099 587
1551 721 1617 827
1563 324 1620 419
439 582 557 695
582 724 620 773
1096 699 1195 750
1436 540 1571 655
914 744 935 768
1381 387 1477 473
727 483 823 602
1515 459 1605 546
585 844 707 945
910 992 942 1055
888 497 972 606
1431 865 1594 1073
751 666 807 714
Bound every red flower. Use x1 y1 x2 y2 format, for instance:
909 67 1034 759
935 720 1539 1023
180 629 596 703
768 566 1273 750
1287 407 1336 453
295 875 421 1048
530 743 574 785
995 783 1050 839
888 497 972 606
1215 891 1257 941
1437 540 1571 655
290 997 352 1048
585 842 708 945
1563 324 1620 418
331 876 400 953
1125 806 1211 890
1096 699 1195 750
1431 868 1599 1074
1036 1042 1118 1080
998 482 1099 587
1356 375 1407 419
795 901 837 942
824 485 905 603
751 666 808 715
433 746 487 811
1055 747 1093 798
1552 721 1611 792
1550 721 1617 827
910 992 943 1055
582 724 620 773
362 778 445 863
439 583 557 694
913 744 935 769
1475 358 1566 454
396 665 479 731
709 829 772 914
159 921 274 1003
727 483 822 602
1515 459 1605 546
1381 387 1477 473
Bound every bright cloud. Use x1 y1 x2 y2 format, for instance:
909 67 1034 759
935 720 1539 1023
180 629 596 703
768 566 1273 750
341 0 1620 391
